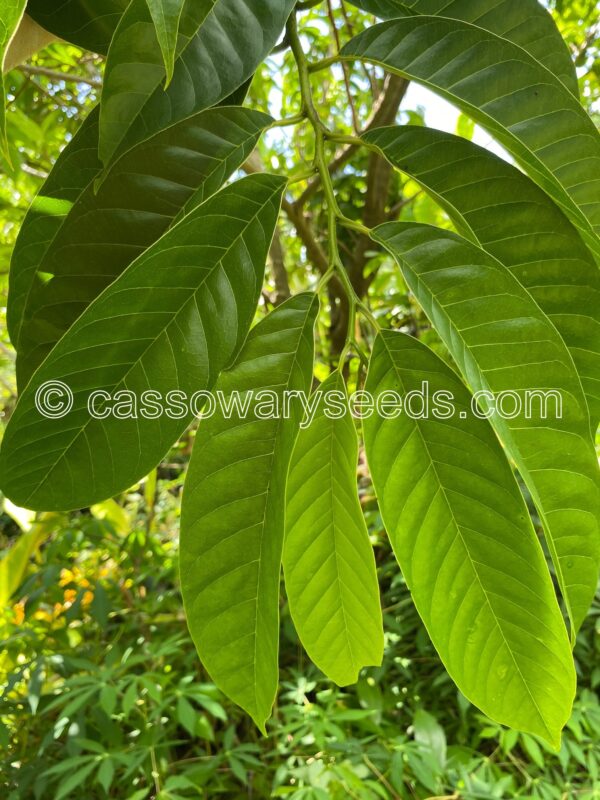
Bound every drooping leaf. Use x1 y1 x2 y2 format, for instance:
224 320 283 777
99 0 294 171
341 17 600 262
283 371 383 686
26 0 128 54
373 222 600 637
180 293 318 732
364 330 576 747
364 125 600 426
0 174 285 511
0 0 27 158
145 0 185 86
344 0 578 96
9 105 272 389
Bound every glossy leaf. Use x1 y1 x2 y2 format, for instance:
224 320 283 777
283 371 383 686
0 174 285 511
146 0 185 85
341 17 600 262
0 0 27 158
180 293 318 732
9 105 271 389
364 330 575 747
26 0 128 54
374 222 600 637
99 0 295 170
364 125 600 426
345 0 578 96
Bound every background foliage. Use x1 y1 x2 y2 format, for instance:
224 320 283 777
1 0 600 797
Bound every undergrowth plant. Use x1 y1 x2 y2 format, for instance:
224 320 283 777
1 0 599 751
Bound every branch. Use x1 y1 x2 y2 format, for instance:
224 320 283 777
17 64 101 88
294 74 409 208
268 225 291 305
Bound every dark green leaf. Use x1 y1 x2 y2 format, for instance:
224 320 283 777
146 0 186 85
26 0 128 54
364 330 576 746
10 105 272 388
99 0 295 170
0 174 285 510
341 17 600 262
345 0 578 96
364 125 600 426
180 293 318 732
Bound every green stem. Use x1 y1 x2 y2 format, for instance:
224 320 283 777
287 13 380 341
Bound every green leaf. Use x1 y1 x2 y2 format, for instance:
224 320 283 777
180 293 318 732
0 174 285 511
26 0 128 54
0 513 56 606
100 684 117 717
341 16 600 263
413 710 446 771
372 222 600 637
55 761 97 800
0 0 27 159
96 758 115 794
364 330 576 747
177 695 197 736
146 0 185 86
99 0 294 170
283 371 383 686
9 104 272 389
344 0 578 96
364 125 600 426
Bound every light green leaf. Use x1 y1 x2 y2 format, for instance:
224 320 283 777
99 0 294 170
26 0 128 54
180 293 318 733
0 174 285 511
341 16 600 263
96 758 115 794
0 513 57 607
364 125 600 427
0 0 27 158
373 222 600 637
344 0 578 96
9 104 272 389
364 330 576 747
283 371 383 686
146 0 185 86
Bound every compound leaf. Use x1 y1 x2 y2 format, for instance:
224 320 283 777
364 125 600 427
341 16 600 262
9 105 271 390
373 222 600 637
364 330 575 748
99 0 294 170
180 293 318 732
0 174 285 511
283 371 384 686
